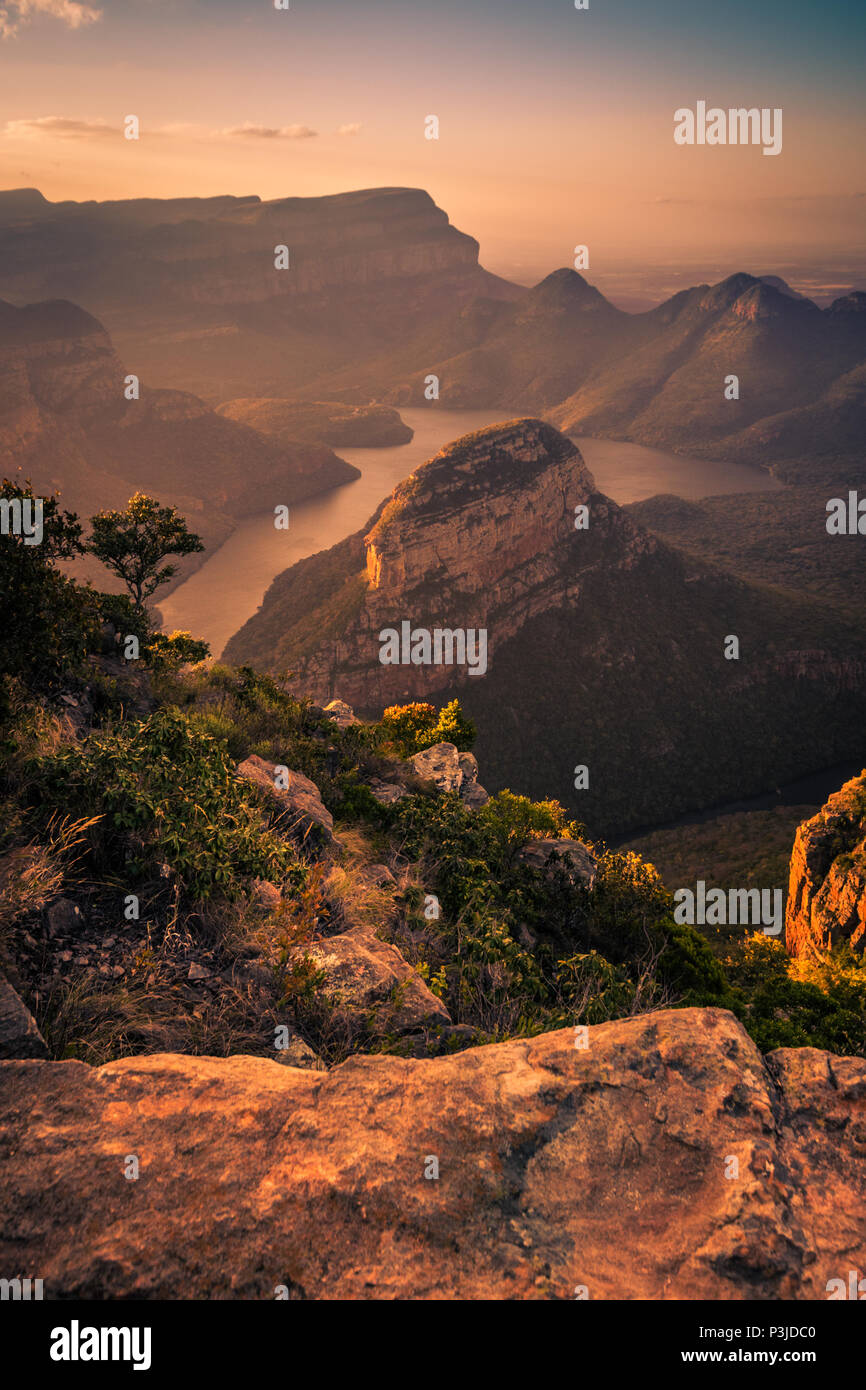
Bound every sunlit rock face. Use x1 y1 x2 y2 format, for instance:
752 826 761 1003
1 1008 864 1299
284 418 654 708
787 771 866 959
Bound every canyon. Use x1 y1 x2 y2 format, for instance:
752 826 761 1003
225 418 866 835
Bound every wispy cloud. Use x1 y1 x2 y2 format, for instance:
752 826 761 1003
3 116 325 143
218 123 318 140
0 0 101 40
337 123 362 136
4 115 114 138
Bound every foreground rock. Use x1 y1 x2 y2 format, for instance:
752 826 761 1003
409 742 490 808
518 837 598 888
291 931 450 1035
236 755 337 846
1 1008 863 1299
0 976 47 1059
323 699 359 729
786 770 866 958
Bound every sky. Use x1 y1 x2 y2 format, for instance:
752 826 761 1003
0 0 864 303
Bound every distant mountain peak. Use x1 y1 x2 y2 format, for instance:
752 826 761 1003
828 290 866 316
697 272 760 312
525 268 612 313
758 274 805 299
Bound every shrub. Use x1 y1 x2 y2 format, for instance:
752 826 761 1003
32 706 303 901
380 699 476 756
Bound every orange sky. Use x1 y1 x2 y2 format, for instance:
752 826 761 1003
1 0 863 298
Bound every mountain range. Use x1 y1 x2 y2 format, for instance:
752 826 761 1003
0 296 360 592
1 187 863 484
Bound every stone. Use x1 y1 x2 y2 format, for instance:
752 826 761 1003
456 751 490 809
46 898 84 936
323 699 359 729
786 771 866 958
1 1008 864 1298
272 1028 325 1072
187 963 210 982
408 742 463 794
0 976 47 1059
457 751 479 784
252 879 283 909
461 781 490 810
291 931 450 1034
368 779 408 806
358 863 397 889
236 755 337 846
518 837 598 888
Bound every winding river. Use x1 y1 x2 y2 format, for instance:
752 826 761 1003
158 408 783 658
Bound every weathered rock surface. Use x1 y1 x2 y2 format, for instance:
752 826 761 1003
0 976 47 1059
519 837 598 888
291 930 450 1034
786 770 866 958
368 778 408 806
46 898 85 937
457 751 490 808
236 755 337 845
409 742 464 793
0 1008 862 1299
322 699 359 729
408 742 489 807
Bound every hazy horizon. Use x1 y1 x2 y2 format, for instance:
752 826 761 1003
1 0 864 306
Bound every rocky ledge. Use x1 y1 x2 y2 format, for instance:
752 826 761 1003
786 770 866 958
1 1007 863 1299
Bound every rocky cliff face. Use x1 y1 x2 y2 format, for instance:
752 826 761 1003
225 419 866 834
1 1008 863 1299
0 187 519 401
0 188 483 308
229 419 659 708
786 772 866 959
0 297 359 594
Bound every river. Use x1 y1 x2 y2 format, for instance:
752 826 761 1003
158 408 784 657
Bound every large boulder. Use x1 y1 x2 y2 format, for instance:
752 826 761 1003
786 771 866 958
236 755 337 846
1 1008 863 1298
291 931 450 1035
518 837 598 888
0 976 47 1059
323 699 359 730
408 742 463 793
408 742 490 808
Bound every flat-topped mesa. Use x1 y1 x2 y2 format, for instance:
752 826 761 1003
364 418 596 598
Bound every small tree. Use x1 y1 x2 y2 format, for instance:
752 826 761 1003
0 479 98 701
88 493 203 609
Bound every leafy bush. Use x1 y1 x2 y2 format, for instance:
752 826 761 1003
0 482 99 709
724 934 866 1053
32 706 303 900
145 630 211 670
380 699 476 756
